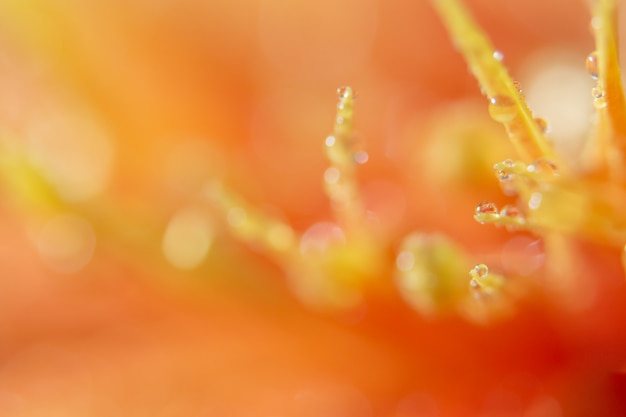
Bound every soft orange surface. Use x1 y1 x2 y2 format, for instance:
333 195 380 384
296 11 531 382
0 1 624 416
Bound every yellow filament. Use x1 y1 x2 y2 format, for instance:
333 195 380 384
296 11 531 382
431 0 560 164
324 86 366 230
586 0 626 179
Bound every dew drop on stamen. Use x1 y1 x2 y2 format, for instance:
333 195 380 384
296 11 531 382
497 170 513 182
493 50 504 62
591 85 607 108
474 264 489 279
496 159 515 187
475 201 499 215
337 86 355 99
527 158 559 178
499 159 514 168
325 135 336 147
591 86 605 99
488 95 517 123
500 204 521 218
586 52 599 80
496 161 513 181
534 117 548 133
499 206 524 230
593 95 607 109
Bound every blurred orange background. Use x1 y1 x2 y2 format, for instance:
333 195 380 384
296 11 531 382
0 0 625 416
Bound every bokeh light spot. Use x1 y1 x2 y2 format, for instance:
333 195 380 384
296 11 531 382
162 206 214 270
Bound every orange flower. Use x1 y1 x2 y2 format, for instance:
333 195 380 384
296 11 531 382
0 0 624 416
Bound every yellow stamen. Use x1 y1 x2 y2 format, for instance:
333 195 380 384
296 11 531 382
585 0 626 179
431 0 560 164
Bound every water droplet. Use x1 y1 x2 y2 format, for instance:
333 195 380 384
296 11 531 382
324 167 341 184
493 50 504 62
336 116 344 124
337 86 355 99
325 135 336 147
593 95 607 109
474 264 489 279
497 169 514 182
500 205 525 229
396 251 415 272
488 95 517 123
495 159 515 185
470 278 479 288
591 86 605 99
353 150 369 164
586 52 599 80
528 158 559 178
534 117 548 133
513 80 523 93
475 201 499 215
500 204 521 219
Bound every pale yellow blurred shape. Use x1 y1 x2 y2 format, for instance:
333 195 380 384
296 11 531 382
395 251 415 272
265 221 295 252
162 206 214 270
299 222 346 256
25 107 114 202
227 206 247 229
36 213 96 274
521 49 594 164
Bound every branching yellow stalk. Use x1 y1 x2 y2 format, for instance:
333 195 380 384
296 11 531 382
203 181 297 259
324 86 367 231
199 93 386 310
435 0 626 252
431 0 560 165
